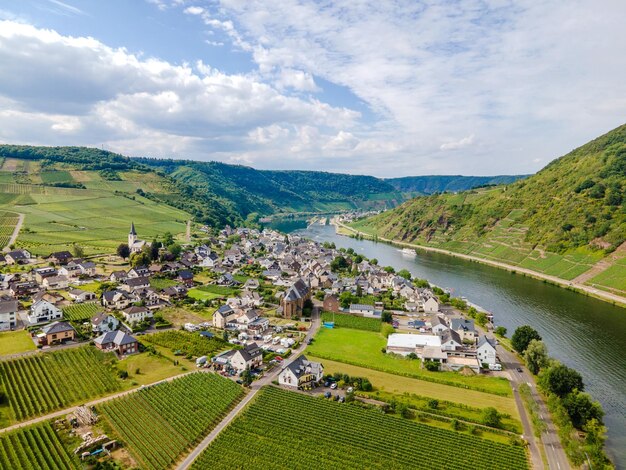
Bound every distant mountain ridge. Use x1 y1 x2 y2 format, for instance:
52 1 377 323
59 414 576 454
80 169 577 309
386 175 529 194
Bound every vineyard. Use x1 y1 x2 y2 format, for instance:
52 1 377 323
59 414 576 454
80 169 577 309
0 421 78 469
0 346 122 423
321 311 381 332
142 330 228 357
0 210 19 249
99 372 243 470
62 302 103 321
191 387 529 470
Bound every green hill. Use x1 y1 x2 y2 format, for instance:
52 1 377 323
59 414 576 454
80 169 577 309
351 124 626 295
386 174 528 194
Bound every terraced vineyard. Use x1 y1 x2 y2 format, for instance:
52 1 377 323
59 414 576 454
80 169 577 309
0 210 19 248
99 373 243 470
0 421 78 469
0 346 121 423
142 330 228 358
191 387 528 470
62 302 103 321
321 311 381 332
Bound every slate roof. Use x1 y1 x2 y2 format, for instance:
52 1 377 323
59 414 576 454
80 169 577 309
94 330 137 347
42 321 74 335
283 355 322 379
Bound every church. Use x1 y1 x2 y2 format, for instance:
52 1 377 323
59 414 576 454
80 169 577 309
128 222 149 254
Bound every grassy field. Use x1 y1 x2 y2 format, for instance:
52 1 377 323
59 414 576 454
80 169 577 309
99 373 243 470
587 257 626 294
187 284 240 301
0 330 36 355
149 277 178 290
306 328 511 396
0 346 122 425
115 352 189 385
0 165 191 255
0 210 19 249
0 421 79 469
313 357 518 418
321 311 381 331
190 386 528 470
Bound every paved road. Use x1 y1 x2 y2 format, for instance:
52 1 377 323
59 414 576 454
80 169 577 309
498 346 570 470
0 369 200 434
177 307 322 470
335 219 626 307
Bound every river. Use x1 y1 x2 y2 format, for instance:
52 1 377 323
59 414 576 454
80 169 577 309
288 222 626 467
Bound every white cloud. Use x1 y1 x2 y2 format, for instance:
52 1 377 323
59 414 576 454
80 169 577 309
276 68 319 92
440 134 475 151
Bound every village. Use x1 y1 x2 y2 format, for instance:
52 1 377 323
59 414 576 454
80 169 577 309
0 221 503 392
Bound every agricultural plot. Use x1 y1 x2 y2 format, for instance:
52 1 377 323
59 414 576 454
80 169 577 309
0 330 36 356
100 373 243 470
0 421 78 469
40 170 75 185
191 387 528 470
0 346 122 423
0 210 19 248
321 311 381 332
142 330 228 358
62 302 103 321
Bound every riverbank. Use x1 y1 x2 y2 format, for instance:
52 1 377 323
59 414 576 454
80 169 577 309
333 218 626 310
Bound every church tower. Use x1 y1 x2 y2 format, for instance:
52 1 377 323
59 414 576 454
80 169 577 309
129 222 137 247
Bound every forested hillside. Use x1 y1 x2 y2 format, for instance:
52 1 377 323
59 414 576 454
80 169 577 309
352 124 626 292
386 174 528 194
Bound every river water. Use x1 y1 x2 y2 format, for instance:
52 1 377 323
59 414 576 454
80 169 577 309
288 222 626 467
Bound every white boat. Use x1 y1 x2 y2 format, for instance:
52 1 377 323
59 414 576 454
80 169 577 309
401 248 416 256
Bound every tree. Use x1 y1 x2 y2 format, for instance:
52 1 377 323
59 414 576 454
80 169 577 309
481 407 502 428
563 391 604 429
524 339 549 375
130 252 150 268
397 269 411 280
370 258 378 265
339 291 354 309
475 312 488 327
381 311 393 323
427 399 439 409
539 363 584 397
117 243 130 260
72 244 85 258
424 360 439 371
330 255 349 272
356 284 363 297
383 266 395 274
163 232 174 246
168 243 182 258
511 325 542 353
494 326 507 337
150 239 161 260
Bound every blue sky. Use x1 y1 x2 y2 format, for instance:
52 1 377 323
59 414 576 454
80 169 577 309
0 0 625 177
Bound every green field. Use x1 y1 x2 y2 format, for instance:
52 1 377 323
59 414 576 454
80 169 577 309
0 330 36 356
40 170 75 185
587 257 626 294
142 330 228 358
306 328 511 396
100 373 243 470
0 210 19 249
321 311 381 332
0 346 122 424
188 284 240 301
190 386 528 470
62 302 103 321
149 277 178 290
0 421 78 469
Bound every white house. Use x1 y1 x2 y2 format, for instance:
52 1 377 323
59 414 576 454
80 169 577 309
423 297 439 313
29 299 62 325
229 343 263 372
430 315 449 335
91 311 120 334
278 355 324 389
122 306 152 323
477 336 498 366
0 300 18 331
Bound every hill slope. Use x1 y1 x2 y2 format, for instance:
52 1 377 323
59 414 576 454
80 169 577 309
386 175 528 194
352 124 626 295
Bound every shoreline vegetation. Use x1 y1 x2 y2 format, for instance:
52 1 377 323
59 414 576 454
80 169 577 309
333 218 626 310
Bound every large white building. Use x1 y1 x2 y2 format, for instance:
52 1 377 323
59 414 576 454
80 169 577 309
128 222 148 254
386 333 441 357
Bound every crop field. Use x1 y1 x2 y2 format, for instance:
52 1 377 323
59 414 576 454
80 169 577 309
0 421 78 469
99 372 243 470
306 328 511 396
62 302 103 321
321 311 381 332
0 210 19 248
587 256 626 294
142 330 228 358
0 346 122 423
190 387 528 470
40 170 75 185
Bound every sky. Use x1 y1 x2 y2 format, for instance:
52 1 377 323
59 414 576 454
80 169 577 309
0 0 625 177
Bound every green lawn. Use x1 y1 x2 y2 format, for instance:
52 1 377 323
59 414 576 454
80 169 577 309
187 288 223 301
150 277 178 290
306 328 511 396
0 330 36 355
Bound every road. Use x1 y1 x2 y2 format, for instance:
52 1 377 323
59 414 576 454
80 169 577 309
176 306 321 470
335 219 626 308
0 369 201 434
498 345 570 470
3 212 24 252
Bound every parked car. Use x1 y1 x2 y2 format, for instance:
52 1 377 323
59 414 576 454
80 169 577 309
338 396 345 403
330 383 338 389
324 381 330 387
324 391 331 398
516 367 523 373
347 387 354 393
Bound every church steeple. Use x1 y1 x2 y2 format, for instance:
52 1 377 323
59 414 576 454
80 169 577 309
129 222 137 247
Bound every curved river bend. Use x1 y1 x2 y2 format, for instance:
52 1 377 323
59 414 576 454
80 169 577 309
290 223 626 467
